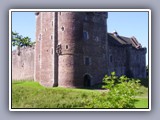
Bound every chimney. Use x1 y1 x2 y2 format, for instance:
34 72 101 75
113 30 118 37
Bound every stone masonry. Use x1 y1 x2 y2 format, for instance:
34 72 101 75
12 12 147 88
12 46 34 80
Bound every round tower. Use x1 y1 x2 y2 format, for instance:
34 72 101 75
57 12 84 87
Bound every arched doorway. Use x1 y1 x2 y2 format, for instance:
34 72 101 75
83 74 91 88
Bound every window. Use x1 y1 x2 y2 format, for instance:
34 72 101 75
39 34 41 41
84 56 91 66
52 21 53 26
22 63 24 67
61 26 65 31
136 55 139 62
95 36 99 42
83 31 89 40
84 16 88 21
65 45 69 49
51 48 53 54
92 16 96 22
85 57 90 66
39 55 40 61
103 54 105 59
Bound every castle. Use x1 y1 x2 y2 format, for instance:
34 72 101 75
12 12 146 88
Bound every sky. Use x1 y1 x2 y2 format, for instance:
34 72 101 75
11 11 149 65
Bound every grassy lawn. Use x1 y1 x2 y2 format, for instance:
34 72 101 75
135 98 148 108
11 80 148 109
135 86 148 108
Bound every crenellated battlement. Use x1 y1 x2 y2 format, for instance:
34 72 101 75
12 46 35 56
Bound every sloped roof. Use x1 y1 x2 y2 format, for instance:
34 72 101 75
108 33 142 49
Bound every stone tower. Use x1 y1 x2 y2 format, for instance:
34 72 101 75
35 12 108 87
35 12 58 87
58 12 84 87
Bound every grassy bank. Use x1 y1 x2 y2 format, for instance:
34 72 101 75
11 81 148 109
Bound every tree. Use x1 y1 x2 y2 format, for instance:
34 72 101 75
12 31 35 47
102 72 141 108
12 31 35 55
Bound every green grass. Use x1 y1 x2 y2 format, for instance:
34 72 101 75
135 98 148 108
138 85 148 97
12 81 102 108
12 80 148 109
134 86 148 108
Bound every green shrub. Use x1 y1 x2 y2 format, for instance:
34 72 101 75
102 72 141 108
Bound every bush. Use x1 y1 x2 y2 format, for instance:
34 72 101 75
102 72 141 108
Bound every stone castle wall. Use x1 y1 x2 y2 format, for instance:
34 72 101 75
127 47 146 78
107 45 146 78
12 47 34 80
12 12 146 88
107 46 127 76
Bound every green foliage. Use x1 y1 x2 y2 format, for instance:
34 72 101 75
102 71 119 89
12 31 35 47
102 72 141 108
12 80 147 108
